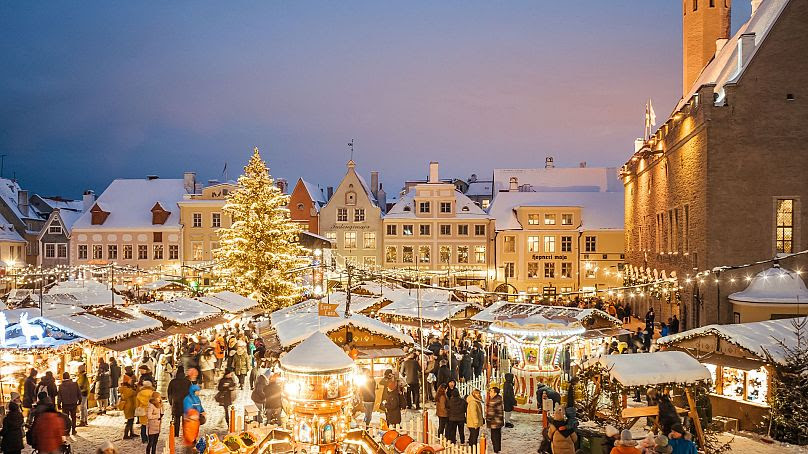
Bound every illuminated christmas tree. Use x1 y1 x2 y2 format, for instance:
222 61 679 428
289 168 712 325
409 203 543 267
214 147 307 309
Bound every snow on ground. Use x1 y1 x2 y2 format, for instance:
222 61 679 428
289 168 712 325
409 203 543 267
22 390 808 454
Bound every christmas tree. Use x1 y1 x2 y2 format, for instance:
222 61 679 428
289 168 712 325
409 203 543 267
214 148 307 310
764 318 808 445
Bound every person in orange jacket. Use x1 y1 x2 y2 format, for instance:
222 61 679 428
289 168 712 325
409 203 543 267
30 405 65 454
213 334 226 370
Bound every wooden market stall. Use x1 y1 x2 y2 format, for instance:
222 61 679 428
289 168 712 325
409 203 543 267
584 351 711 446
657 317 804 431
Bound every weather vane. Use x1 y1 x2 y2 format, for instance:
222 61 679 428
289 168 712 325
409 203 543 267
348 139 354 161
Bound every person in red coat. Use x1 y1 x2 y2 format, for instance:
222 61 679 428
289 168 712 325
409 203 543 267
30 406 65 454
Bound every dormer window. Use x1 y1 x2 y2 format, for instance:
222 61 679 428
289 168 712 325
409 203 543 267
403 206 411 212
151 202 171 225
48 223 63 235
90 204 110 225
461 206 470 212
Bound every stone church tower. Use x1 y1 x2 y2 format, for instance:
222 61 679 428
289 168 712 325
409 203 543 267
682 0 731 95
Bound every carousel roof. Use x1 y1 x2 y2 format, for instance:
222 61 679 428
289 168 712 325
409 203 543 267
471 301 621 327
728 266 808 305
280 331 355 373
490 314 586 337
585 351 711 387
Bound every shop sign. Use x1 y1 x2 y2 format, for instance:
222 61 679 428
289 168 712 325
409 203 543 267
531 255 568 260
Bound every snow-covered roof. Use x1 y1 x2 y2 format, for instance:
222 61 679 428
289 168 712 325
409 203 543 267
382 287 454 302
300 179 328 207
47 280 125 306
139 297 220 324
728 266 808 305
676 0 790 111
0 178 46 223
201 291 260 313
72 178 188 230
465 181 493 198
585 351 711 387
32 307 162 344
272 307 413 348
38 197 84 212
493 168 621 194
488 191 624 231
297 292 387 314
280 331 355 373
378 296 478 322
384 188 491 220
0 220 25 243
471 301 622 327
57 209 84 232
657 317 806 365
142 280 187 291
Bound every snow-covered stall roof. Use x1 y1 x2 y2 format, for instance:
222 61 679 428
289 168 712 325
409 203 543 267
382 287 454 303
378 296 478 322
657 317 805 366
201 291 260 313
142 280 188 292
488 191 624 232
585 351 711 387
728 266 808 305
139 298 220 324
27 307 162 344
280 331 355 373
471 301 621 327
273 309 413 348
48 280 125 306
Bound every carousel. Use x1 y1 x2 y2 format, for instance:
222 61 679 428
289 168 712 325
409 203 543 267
280 331 358 454
489 314 586 412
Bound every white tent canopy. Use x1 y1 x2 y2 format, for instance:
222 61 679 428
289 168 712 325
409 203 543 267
728 266 808 305
585 351 711 387
280 331 354 373
140 297 220 324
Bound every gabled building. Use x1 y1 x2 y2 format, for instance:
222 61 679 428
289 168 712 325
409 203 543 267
319 160 383 268
36 191 94 268
383 162 494 287
288 178 328 234
0 178 49 264
621 0 808 328
0 214 26 270
71 176 190 271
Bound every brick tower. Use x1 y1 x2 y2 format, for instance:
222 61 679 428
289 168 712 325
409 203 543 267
682 0 731 95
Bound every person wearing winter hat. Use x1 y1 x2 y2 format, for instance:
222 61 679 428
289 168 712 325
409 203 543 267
96 440 118 454
610 429 641 454
654 435 673 454
668 424 697 454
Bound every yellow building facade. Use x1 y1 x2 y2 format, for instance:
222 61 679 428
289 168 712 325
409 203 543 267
177 182 236 265
489 188 624 300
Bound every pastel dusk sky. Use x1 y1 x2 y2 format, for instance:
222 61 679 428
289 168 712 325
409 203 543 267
0 1 752 197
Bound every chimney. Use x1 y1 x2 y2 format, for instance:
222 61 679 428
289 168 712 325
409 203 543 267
751 0 763 15
370 171 379 198
327 186 334 200
545 157 555 169
377 184 387 215
579 161 587 168
634 138 645 152
146 175 159 180
82 190 95 212
738 33 756 73
183 171 196 194
509 177 518 192
17 190 29 217
428 162 439 183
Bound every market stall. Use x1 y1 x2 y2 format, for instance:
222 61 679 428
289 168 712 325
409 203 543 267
583 351 710 445
657 317 804 430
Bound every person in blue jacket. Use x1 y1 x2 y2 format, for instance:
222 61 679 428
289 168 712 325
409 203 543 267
183 384 205 419
668 423 698 454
